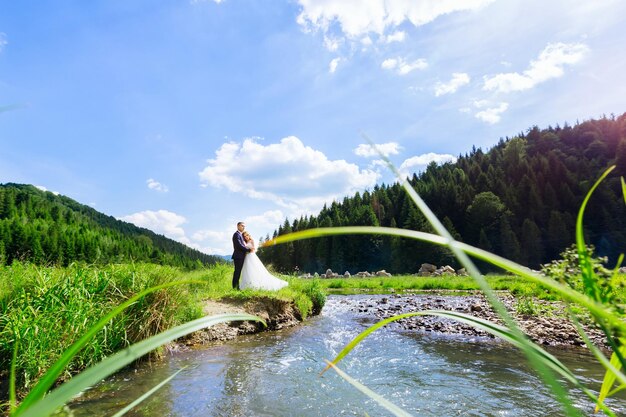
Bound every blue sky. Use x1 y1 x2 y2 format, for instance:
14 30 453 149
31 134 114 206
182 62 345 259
1 0 625 256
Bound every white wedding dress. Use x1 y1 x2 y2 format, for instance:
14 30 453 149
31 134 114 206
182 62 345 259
240 241 288 291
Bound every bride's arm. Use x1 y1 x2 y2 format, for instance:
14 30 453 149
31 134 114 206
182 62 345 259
250 239 256 252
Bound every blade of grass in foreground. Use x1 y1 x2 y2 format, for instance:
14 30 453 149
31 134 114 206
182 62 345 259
365 134 577 415
9 339 18 413
265 227 626 335
111 366 188 417
324 361 414 417
13 279 205 415
575 166 615 302
569 313 626 413
323 310 615 417
15 313 265 417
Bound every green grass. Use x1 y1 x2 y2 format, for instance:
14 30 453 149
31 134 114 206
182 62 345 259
0 261 324 405
298 274 615 300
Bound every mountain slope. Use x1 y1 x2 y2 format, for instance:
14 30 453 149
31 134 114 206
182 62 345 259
0 184 222 268
260 113 626 273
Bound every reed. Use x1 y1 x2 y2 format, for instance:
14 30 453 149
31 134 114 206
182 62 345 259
1 261 322 415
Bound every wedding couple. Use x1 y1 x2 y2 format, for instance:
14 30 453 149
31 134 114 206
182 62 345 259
231 222 288 291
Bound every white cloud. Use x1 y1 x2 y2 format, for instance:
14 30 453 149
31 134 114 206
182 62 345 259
147 178 169 192
243 210 286 240
199 136 379 213
434 73 470 96
399 153 457 177
35 185 59 195
192 229 227 242
324 35 341 51
354 142 402 157
0 33 7 53
385 31 406 43
371 159 388 168
329 57 341 73
191 210 286 255
296 0 496 38
120 210 188 241
381 57 427 75
475 102 509 124
381 58 398 70
483 42 589 93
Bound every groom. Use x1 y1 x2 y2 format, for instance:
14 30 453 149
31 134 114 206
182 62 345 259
231 221 252 290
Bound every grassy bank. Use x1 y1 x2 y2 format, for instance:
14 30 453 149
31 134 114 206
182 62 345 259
298 274 626 300
0 262 325 401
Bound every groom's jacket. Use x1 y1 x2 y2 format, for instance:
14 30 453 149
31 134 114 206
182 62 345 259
232 231 250 261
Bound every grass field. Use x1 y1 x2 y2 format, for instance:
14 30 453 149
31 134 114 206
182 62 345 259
0 261 324 401
299 274 565 299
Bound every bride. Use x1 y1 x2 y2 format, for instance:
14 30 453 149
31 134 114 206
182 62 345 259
240 231 288 291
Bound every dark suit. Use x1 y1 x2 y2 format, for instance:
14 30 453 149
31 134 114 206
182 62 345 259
231 231 251 289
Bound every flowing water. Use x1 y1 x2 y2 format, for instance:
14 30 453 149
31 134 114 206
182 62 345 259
70 295 626 416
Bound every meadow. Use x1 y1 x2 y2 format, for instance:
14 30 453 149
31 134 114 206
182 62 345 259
0 261 324 407
306 273 626 299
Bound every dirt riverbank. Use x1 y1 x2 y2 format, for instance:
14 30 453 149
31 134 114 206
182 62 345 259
181 296 304 347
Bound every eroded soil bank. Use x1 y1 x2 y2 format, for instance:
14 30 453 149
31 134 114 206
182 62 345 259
181 296 305 347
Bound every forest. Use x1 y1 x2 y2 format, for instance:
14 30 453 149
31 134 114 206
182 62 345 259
0 184 223 269
2 114 625 273
259 114 626 274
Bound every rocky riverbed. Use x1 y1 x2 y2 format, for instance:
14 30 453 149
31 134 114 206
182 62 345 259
341 292 609 349
178 292 609 352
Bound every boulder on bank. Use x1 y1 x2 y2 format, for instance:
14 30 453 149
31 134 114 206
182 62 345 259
418 263 437 276
320 269 340 278
376 270 392 277
432 265 455 276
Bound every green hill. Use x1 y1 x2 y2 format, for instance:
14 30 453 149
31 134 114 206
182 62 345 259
0 184 223 268
260 113 626 273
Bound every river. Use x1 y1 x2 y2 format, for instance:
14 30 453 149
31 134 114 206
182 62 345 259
69 294 626 416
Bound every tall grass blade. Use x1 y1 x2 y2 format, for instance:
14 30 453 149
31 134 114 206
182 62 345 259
325 310 612 416
320 311 424 375
14 279 204 415
15 313 264 417
111 366 187 417
361 134 576 414
596 349 626 414
570 313 626 414
621 177 626 205
324 361 414 417
9 340 18 412
576 166 614 301
266 227 626 334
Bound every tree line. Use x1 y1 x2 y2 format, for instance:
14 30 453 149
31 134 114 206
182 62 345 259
259 114 626 274
0 184 223 269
